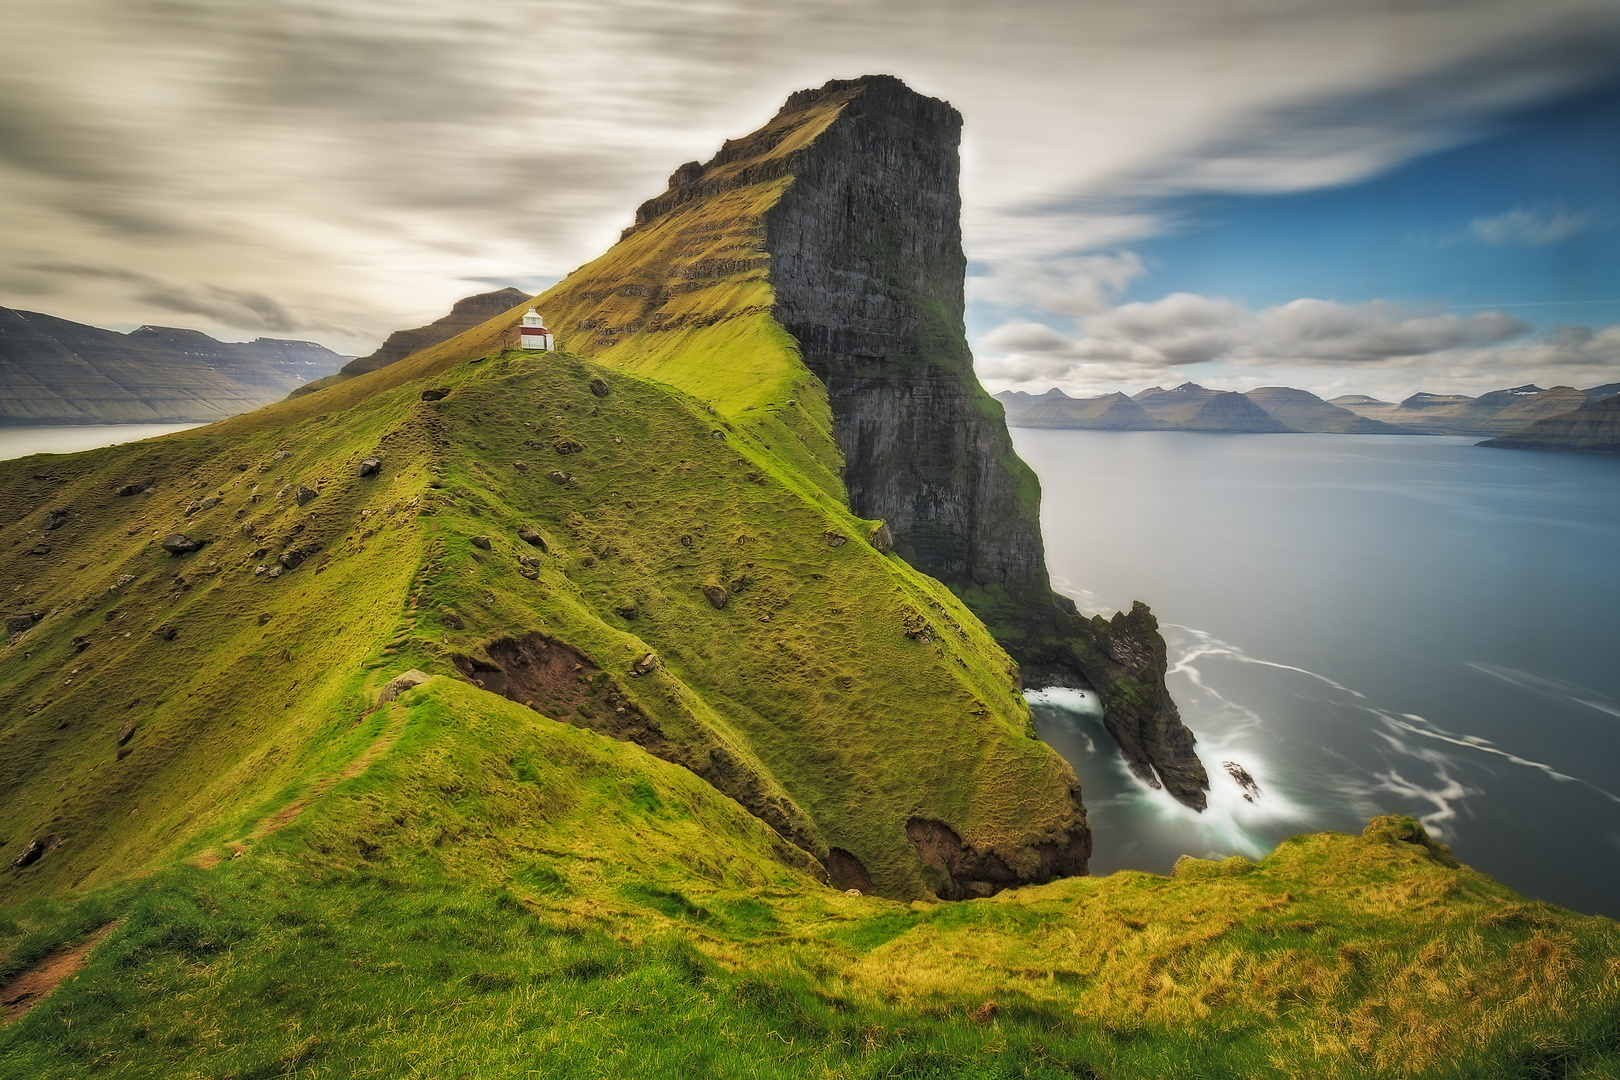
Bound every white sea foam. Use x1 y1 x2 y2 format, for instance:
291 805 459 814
1025 686 1103 719
1467 661 1620 721
1028 670 1313 861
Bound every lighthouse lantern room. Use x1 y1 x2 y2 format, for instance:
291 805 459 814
519 308 553 351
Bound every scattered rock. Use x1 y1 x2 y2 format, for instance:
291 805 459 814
512 461 530 474
421 387 451 402
680 534 693 548
868 522 894 553
702 584 728 609
440 609 465 630
241 522 257 537
553 437 584 455
272 449 292 462
377 669 430 705
613 436 624 445
294 485 319 506
545 470 570 485
474 440 490 451
613 600 638 619
43 509 68 531
710 430 725 440
470 535 492 550
517 555 541 569
115 479 153 497
279 548 308 571
589 376 609 397
631 652 658 676
824 532 847 548
258 612 273 625
517 525 548 551
5 613 39 634
152 625 177 641
357 456 383 478
72 635 91 652
113 574 136 589
26 545 50 556
117 721 137 746
161 534 203 555
9 835 62 870
253 565 269 577
267 566 283 579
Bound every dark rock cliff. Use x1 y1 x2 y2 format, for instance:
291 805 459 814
758 76 1210 809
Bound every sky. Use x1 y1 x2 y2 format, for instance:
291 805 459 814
2 0 1618 400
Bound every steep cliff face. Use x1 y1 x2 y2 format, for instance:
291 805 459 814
758 77 1209 808
763 78 1051 607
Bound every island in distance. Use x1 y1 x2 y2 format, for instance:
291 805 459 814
997 381 1620 449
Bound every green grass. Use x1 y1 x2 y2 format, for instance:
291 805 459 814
0 344 1077 904
1 673 1616 1077
5 93 1620 1071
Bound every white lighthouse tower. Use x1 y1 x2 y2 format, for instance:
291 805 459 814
518 308 552 351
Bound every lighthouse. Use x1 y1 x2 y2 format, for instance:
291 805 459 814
519 307 552 351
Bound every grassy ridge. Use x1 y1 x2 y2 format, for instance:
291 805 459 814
0 346 1081 901
2 675 1616 1077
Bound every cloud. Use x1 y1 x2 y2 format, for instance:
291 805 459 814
1 0 1616 351
1469 202 1596 246
975 294 1542 389
968 252 1146 317
27 262 320 334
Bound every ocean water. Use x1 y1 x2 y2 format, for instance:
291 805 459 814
1012 430 1620 918
0 424 201 463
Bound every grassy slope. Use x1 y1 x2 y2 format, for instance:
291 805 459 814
1 679 1616 1079
0 346 1076 902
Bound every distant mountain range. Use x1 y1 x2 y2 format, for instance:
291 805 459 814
288 287 530 399
0 306 348 425
1480 394 1620 453
997 381 1620 451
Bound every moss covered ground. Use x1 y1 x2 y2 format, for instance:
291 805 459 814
1 672 1616 1077
0 344 1076 905
5 88 1620 1067
4 346 1619 1076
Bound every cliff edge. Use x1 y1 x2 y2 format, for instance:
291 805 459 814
756 76 1210 808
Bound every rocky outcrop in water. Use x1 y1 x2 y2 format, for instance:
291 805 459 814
757 76 1210 809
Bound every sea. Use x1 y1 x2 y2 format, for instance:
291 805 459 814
0 424 201 463
1013 430 1620 918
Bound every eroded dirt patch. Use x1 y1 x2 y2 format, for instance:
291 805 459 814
1 921 116 1023
454 633 652 739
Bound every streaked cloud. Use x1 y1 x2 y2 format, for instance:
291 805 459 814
0 0 1616 363
970 295 1604 397
1470 203 1597 246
